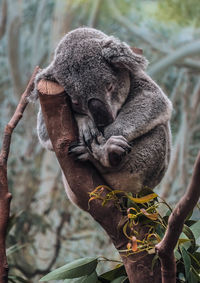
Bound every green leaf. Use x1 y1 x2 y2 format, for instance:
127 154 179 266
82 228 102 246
6 244 26 256
8 275 29 283
174 249 182 260
188 269 198 283
111 276 127 283
40 257 98 281
188 252 200 269
151 254 159 271
180 245 191 280
63 278 85 283
6 211 24 234
178 272 185 281
190 220 200 240
182 224 196 252
191 266 200 282
64 271 98 283
99 265 126 281
82 271 98 283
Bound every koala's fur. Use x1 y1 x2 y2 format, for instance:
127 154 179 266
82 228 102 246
30 27 172 203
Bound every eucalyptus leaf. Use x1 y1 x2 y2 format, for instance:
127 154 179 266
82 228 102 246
111 276 127 283
8 275 29 283
99 265 126 281
183 224 196 252
190 220 200 240
82 271 98 283
174 249 182 260
151 254 159 271
63 277 85 283
180 245 191 280
40 257 98 281
191 266 200 282
188 269 198 283
64 271 98 283
6 244 26 256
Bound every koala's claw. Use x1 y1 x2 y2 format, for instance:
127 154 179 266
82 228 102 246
68 143 90 162
106 136 131 166
75 114 100 149
91 135 131 167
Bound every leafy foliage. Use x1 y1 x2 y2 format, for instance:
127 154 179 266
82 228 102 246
39 186 200 282
156 0 200 27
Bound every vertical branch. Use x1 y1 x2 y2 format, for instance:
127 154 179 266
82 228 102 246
0 67 39 283
156 151 200 283
38 79 162 283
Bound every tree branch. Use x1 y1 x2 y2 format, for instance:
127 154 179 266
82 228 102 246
156 151 200 283
148 40 200 77
38 79 162 283
0 66 39 283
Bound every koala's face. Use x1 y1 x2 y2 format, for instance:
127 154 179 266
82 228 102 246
53 36 130 128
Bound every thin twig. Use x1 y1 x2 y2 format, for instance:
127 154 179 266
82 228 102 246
0 66 40 163
0 66 39 283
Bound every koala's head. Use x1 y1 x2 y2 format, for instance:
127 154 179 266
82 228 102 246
41 27 148 127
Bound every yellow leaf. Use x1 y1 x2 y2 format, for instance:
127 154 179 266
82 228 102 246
128 214 138 219
127 243 131 250
178 238 191 245
90 185 112 195
127 193 158 204
123 221 132 240
131 236 138 252
127 207 138 214
147 233 160 243
140 208 158 220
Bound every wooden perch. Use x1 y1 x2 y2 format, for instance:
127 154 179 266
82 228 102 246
0 66 40 283
38 79 162 283
156 151 200 283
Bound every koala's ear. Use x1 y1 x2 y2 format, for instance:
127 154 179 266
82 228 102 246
101 37 148 72
28 64 56 102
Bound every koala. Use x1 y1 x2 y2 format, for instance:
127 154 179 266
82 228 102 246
30 27 172 200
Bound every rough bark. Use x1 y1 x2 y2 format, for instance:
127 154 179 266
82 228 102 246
38 79 162 283
156 151 200 283
0 67 39 283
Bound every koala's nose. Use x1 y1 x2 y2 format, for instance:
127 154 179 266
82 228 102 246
88 98 114 127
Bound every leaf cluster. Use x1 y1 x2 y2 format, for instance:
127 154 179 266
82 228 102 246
38 186 200 283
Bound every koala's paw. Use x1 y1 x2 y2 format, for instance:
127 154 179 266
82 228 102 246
75 114 100 147
93 136 131 167
68 141 90 162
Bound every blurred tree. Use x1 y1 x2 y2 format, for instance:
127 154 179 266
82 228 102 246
156 0 200 27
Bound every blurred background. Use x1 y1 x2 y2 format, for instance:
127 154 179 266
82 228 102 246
0 0 200 281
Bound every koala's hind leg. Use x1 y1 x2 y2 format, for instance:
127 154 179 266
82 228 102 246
37 106 53 151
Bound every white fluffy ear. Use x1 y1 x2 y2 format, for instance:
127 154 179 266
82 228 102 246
101 36 148 72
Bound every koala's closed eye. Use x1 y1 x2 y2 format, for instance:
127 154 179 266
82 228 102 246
106 83 115 92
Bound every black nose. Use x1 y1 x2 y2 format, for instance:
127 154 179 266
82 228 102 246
88 98 114 127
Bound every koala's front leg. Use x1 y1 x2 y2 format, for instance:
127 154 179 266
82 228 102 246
74 114 99 146
91 135 131 167
68 114 99 161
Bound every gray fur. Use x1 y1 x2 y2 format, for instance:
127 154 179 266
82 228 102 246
31 27 172 197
